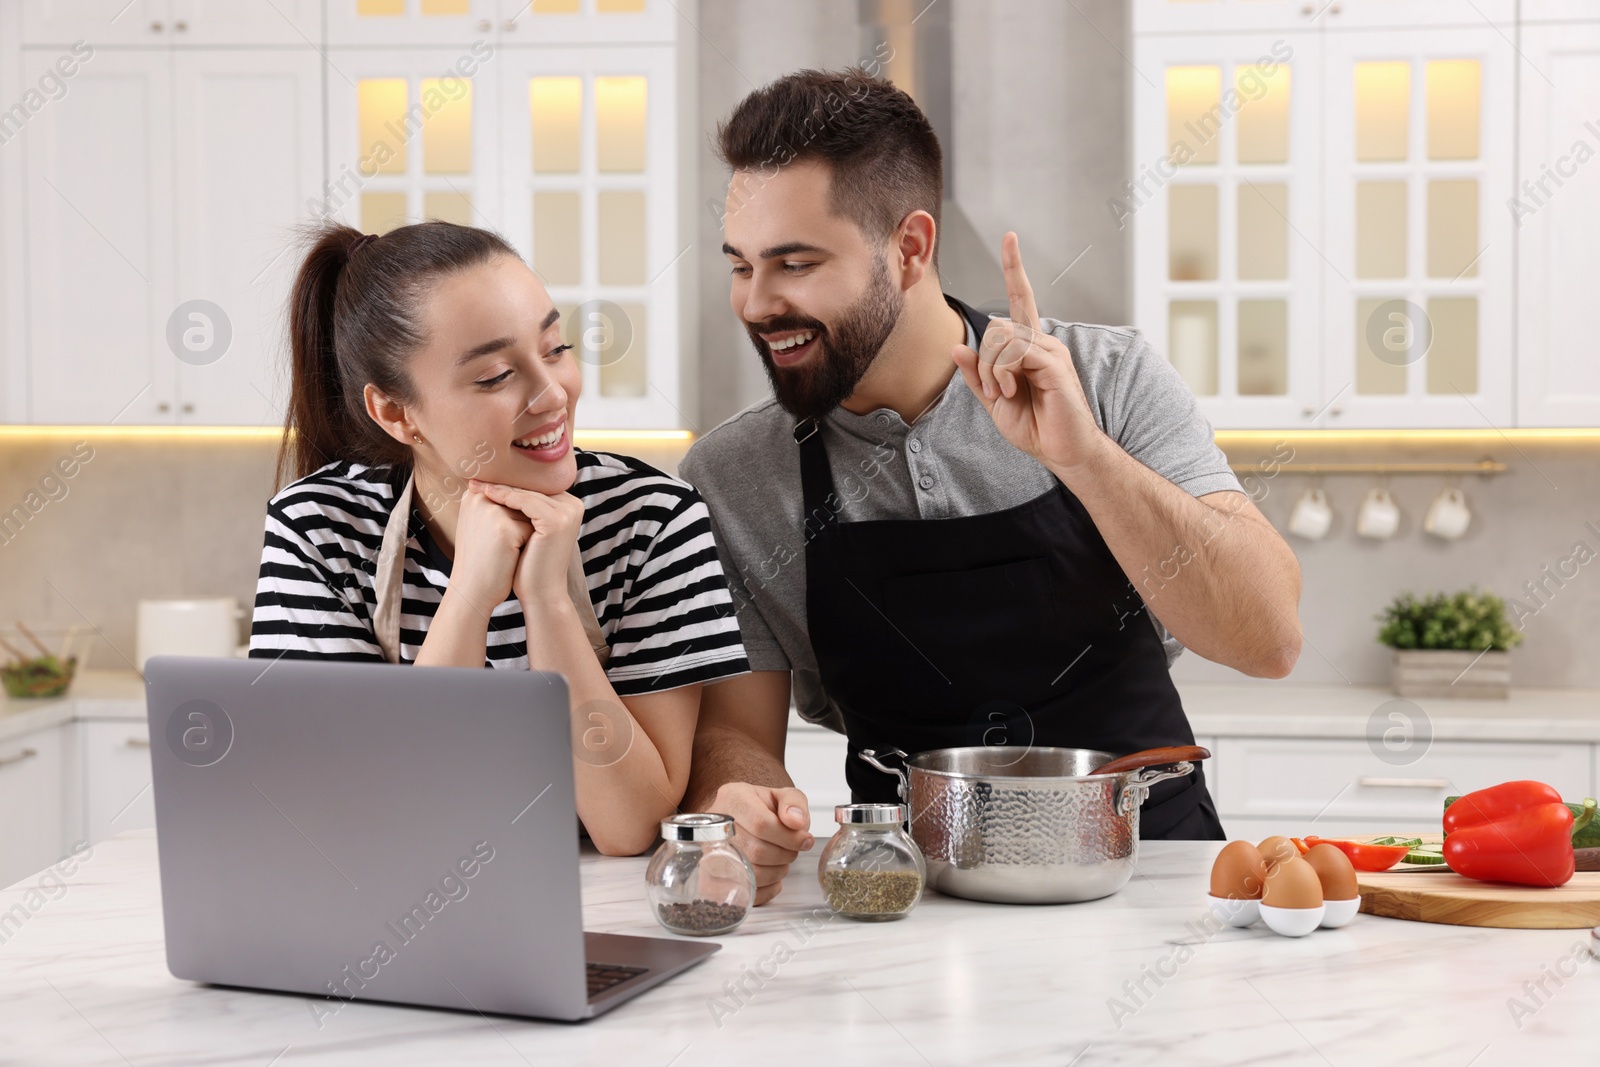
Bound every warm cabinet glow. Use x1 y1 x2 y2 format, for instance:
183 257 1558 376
1236 63 1289 164
420 78 472 175
595 76 647 172
357 78 408 175
1354 61 1410 162
531 77 582 173
1165 66 1221 166
1427 60 1481 160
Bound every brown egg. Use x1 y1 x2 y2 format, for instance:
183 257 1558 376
1262 855 1324 910
1303 843 1359 901
1256 835 1299 869
1210 840 1268 900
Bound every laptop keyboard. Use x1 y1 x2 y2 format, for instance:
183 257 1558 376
587 962 648 998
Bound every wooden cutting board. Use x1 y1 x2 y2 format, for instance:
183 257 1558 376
1354 835 1600 929
1357 871 1600 928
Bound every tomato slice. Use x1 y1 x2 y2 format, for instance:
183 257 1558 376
1301 836 1410 871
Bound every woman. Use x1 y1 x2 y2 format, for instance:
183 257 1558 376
248 220 750 855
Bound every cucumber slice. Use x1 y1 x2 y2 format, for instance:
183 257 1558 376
1403 849 1447 866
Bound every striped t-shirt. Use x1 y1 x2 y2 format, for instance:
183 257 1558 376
248 450 750 696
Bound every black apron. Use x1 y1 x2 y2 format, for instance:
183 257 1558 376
798 295 1223 840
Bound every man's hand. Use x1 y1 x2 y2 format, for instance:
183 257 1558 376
706 781 814 905
951 232 1108 478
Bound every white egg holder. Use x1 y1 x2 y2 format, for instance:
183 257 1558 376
1206 894 1361 937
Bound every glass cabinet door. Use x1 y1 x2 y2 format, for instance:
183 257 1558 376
325 49 500 242
1132 33 1322 428
1320 28 1514 427
495 47 680 428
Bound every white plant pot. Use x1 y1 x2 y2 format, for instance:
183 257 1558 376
1390 649 1510 699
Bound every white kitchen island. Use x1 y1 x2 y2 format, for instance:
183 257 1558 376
0 828 1591 1066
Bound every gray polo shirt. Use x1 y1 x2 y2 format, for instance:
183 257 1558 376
678 305 1243 730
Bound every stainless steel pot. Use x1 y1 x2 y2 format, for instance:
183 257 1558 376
858 745 1207 904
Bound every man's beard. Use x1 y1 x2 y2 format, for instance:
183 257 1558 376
747 257 904 422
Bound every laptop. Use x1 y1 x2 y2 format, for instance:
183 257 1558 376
143 655 718 1022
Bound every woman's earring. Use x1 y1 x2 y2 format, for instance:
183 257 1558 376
412 433 422 443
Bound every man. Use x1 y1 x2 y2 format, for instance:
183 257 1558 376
679 68 1302 904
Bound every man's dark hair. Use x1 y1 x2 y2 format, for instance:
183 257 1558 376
716 67 943 263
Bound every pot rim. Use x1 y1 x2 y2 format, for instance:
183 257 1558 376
901 745 1149 785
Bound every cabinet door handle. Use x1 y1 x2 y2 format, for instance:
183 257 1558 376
174 20 188 31
157 401 171 413
0 747 38 770
150 20 164 32
1358 776 1450 789
125 737 151 749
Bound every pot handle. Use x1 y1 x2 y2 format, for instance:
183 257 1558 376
857 748 910 803
1115 761 1197 816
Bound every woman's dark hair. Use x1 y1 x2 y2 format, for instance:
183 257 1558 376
716 67 943 263
277 219 519 490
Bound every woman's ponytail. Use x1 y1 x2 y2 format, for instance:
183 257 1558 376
274 219 520 491
278 223 362 490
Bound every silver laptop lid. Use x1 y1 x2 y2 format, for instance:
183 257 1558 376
145 656 589 1020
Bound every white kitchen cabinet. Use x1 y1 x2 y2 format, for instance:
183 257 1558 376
0 725 67 889
496 45 684 428
80 721 156 845
1131 32 1323 428
1515 23 1600 426
21 0 322 46
21 0 172 46
1134 0 1515 34
171 49 323 427
22 47 176 425
1134 18 1517 429
1210 735 1593 826
326 0 675 48
19 46 321 425
1522 1 1600 21
1318 27 1514 428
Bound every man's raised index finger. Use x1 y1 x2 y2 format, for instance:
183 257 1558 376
1001 231 1041 330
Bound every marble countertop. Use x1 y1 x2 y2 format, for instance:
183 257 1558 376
1 828 1590 1065
9 670 1600 747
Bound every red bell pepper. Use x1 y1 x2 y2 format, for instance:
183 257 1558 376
1300 836 1411 871
1441 780 1597 888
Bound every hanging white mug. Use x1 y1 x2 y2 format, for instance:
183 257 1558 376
1356 486 1401 540
1423 486 1472 540
1287 487 1333 541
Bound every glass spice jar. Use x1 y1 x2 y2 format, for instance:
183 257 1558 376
645 813 755 937
817 803 925 921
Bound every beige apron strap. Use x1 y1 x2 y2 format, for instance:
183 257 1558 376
372 472 414 665
374 470 610 667
567 548 611 667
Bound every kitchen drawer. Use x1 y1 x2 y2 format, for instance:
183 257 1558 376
1213 737 1593 822
82 721 155 845
0 726 67 889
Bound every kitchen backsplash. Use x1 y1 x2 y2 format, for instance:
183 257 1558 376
2 432 1597 690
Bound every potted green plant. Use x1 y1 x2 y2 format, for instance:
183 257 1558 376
1375 588 1523 698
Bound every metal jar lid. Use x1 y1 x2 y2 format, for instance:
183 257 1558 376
660 813 736 842
835 803 906 825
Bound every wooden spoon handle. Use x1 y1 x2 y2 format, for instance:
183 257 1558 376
1094 745 1212 776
